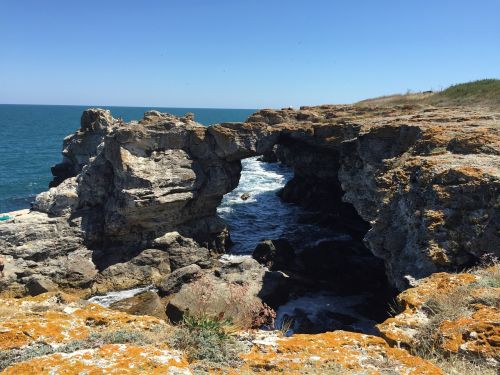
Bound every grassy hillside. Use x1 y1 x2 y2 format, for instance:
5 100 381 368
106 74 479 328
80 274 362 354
357 79 500 112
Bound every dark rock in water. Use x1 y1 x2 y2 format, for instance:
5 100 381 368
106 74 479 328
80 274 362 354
158 264 202 296
240 192 251 200
253 239 295 271
258 145 279 163
165 256 290 327
109 290 167 320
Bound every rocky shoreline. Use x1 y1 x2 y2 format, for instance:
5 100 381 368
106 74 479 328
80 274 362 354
0 103 499 373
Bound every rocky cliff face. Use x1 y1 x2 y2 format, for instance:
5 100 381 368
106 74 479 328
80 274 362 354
0 110 245 297
1 104 498 297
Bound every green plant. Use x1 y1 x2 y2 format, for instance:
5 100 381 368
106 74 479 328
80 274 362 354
167 314 248 370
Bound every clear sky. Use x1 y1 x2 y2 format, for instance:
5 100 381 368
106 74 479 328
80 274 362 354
1 0 499 108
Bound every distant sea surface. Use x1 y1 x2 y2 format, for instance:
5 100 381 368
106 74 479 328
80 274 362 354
0 104 255 213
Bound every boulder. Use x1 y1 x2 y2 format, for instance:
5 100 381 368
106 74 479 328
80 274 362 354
153 232 211 270
109 290 167 320
158 264 202 296
25 276 58 296
252 239 295 271
91 249 171 295
165 257 290 327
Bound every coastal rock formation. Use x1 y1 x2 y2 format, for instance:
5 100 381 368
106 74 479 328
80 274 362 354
210 105 500 289
0 110 242 296
1 104 499 296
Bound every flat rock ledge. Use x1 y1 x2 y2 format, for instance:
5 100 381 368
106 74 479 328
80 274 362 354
0 292 442 374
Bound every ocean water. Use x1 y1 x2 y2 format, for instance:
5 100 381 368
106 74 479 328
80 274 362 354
0 104 255 213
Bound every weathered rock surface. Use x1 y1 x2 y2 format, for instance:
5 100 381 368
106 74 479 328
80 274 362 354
0 293 442 374
165 256 290 327
109 290 168 320
377 264 500 363
211 105 500 289
240 330 443 374
0 110 241 296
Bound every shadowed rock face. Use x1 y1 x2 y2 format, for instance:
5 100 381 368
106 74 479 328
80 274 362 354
212 105 500 289
0 104 498 296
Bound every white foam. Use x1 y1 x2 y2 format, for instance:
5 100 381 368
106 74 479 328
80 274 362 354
275 292 378 335
87 285 155 307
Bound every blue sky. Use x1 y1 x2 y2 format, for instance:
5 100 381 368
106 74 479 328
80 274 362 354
1 0 499 108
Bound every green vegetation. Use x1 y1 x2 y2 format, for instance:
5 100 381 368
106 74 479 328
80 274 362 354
357 79 500 112
430 79 500 109
168 314 248 372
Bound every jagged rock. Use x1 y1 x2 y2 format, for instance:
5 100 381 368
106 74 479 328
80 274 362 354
25 276 58 296
109 290 167 320
252 239 295 271
0 109 240 296
32 177 79 216
158 264 202 296
92 249 171 295
1 104 499 297
153 232 211 270
50 108 118 187
165 257 290 327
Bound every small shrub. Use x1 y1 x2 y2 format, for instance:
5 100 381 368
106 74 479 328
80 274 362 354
472 254 500 288
0 343 54 371
412 286 472 358
168 314 248 369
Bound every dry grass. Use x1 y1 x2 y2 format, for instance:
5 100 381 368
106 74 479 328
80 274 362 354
428 354 498 375
409 257 500 374
356 79 500 112
0 328 162 371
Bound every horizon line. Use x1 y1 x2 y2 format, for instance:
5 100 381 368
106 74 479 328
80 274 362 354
0 103 260 111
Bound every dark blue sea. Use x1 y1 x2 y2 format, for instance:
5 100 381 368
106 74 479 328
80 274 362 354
0 104 255 213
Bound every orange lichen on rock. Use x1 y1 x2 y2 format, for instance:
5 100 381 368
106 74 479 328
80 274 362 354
395 272 477 309
2 344 191 375
439 305 500 358
378 267 500 362
0 292 166 350
239 331 442 374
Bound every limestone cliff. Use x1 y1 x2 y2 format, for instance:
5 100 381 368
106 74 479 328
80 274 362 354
0 104 498 297
211 105 500 289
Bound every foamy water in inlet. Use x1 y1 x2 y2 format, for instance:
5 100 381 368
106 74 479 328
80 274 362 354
217 157 348 254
